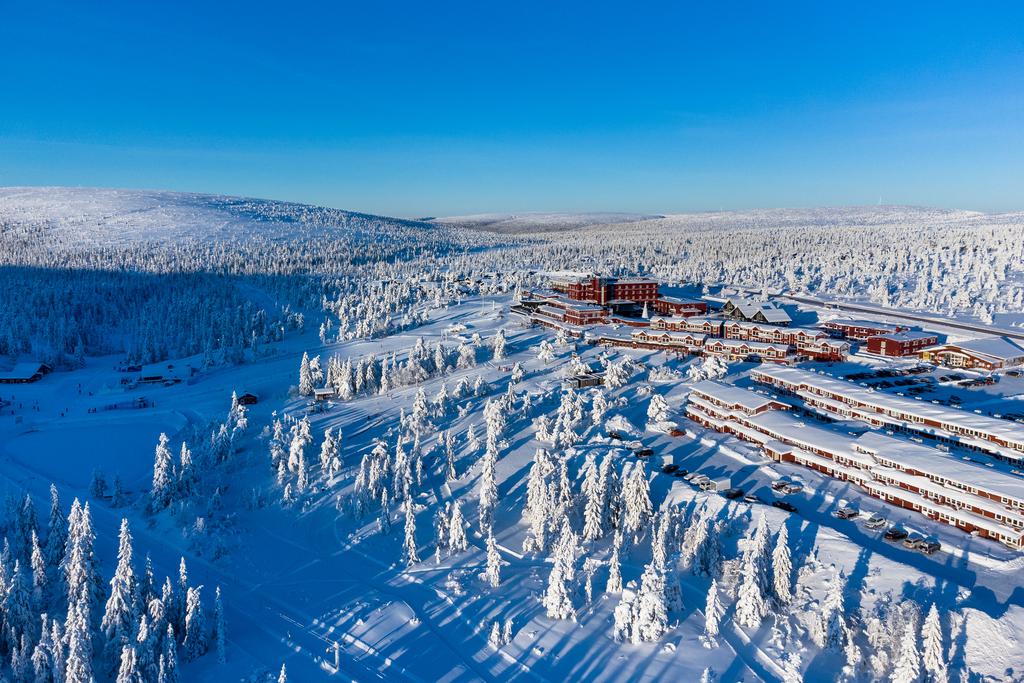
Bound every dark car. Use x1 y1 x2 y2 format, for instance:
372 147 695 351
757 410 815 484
918 540 941 555
607 431 623 441
772 501 797 513
724 488 745 500
673 468 689 478
884 527 909 542
661 464 679 474
634 448 654 457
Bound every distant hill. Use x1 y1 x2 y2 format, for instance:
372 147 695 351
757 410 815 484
429 212 664 234
0 187 438 247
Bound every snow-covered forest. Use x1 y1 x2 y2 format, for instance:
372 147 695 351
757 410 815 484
0 188 1022 682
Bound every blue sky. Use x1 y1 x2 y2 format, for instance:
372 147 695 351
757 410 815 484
1 2 1022 217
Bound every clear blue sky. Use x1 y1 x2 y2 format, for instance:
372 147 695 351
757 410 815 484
2 2 1022 217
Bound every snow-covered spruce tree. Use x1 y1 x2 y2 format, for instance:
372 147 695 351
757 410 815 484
102 518 139 674
510 362 524 384
214 586 226 665
521 450 550 554
492 328 507 361
30 529 46 608
819 570 846 650
64 598 93 683
183 586 207 661
581 453 604 542
771 524 793 606
447 501 468 554
402 500 420 566
116 644 141 683
632 560 668 643
481 532 502 588
45 484 68 582
298 351 314 396
891 620 921 683
622 460 653 541
646 392 671 426
477 437 499 536
590 390 608 425
612 590 636 642
536 339 555 364
150 433 176 511
319 428 341 478
702 578 722 647
734 546 767 629
605 533 624 594
922 604 947 683
542 546 575 621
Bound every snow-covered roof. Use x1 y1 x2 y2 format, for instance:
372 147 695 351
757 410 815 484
744 411 875 467
752 366 1024 449
929 336 1024 363
856 431 1024 504
872 331 937 342
690 380 779 413
0 362 48 381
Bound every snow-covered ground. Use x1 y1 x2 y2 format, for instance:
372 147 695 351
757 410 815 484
1 188 1023 682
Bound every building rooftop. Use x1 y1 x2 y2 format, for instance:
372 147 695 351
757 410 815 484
690 380 780 413
753 365 1024 447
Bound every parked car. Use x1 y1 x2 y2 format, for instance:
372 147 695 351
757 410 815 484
661 464 679 474
683 472 700 482
782 483 804 494
743 493 761 504
607 430 623 441
918 540 941 555
833 507 859 520
864 513 886 529
884 527 909 542
633 448 654 457
770 480 789 492
724 488 745 500
673 469 689 478
772 501 797 513
691 475 710 487
902 536 923 549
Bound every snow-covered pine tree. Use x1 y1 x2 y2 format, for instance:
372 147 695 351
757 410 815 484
771 524 793 606
581 453 604 542
482 532 502 588
183 586 207 661
492 328 507 361
606 533 624 594
150 434 175 511
214 586 226 665
820 570 846 650
298 352 314 396
402 500 420 566
64 599 93 683
632 560 668 643
542 546 575 621
477 438 498 536
448 502 468 553
734 546 767 629
921 604 947 683
116 644 142 683
622 460 653 540
102 519 139 673
702 578 722 647
890 620 921 683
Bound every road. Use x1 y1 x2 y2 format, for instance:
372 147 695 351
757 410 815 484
777 292 1024 342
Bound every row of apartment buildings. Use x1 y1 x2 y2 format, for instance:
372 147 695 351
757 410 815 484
595 317 851 362
750 365 1024 464
687 380 1024 548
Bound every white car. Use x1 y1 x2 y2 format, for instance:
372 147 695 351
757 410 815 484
864 513 886 529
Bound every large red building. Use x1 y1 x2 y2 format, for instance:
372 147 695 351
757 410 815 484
820 318 908 340
552 275 660 305
866 331 938 357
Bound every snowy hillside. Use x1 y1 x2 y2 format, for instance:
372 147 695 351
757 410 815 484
0 187 440 247
430 212 663 234
1 188 1023 683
